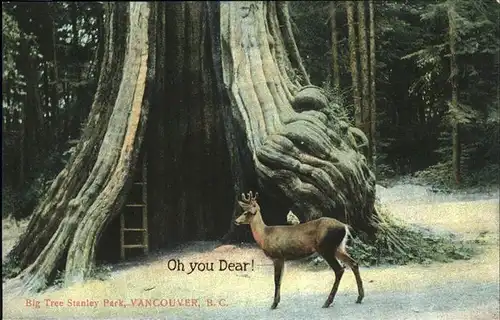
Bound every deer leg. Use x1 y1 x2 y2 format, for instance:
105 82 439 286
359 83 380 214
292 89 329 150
336 250 364 303
271 258 284 309
320 253 345 308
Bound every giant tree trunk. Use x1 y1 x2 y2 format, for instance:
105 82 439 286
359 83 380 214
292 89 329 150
4 1 377 294
220 2 376 234
4 2 154 293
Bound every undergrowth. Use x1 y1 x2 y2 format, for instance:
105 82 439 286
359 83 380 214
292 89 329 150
348 204 478 267
413 161 499 191
2 256 21 280
52 265 112 288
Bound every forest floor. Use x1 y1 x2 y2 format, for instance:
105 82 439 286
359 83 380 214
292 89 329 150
2 184 499 320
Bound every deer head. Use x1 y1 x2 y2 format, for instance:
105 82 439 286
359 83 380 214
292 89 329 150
234 191 260 225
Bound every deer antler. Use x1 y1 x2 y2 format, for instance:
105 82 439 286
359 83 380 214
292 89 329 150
241 191 259 203
253 192 259 201
241 192 250 202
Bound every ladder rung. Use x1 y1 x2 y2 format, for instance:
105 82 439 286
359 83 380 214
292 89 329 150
122 244 148 249
122 228 147 232
125 204 146 207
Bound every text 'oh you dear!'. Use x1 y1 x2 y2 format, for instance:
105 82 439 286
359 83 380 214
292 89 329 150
166 259 254 275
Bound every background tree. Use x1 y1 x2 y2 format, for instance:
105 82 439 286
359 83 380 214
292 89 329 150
346 1 362 129
369 0 377 168
357 1 372 164
447 0 460 184
330 2 340 90
404 0 499 185
290 0 499 185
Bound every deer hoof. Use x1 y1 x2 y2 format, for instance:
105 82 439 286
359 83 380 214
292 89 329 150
322 301 332 308
270 303 278 310
356 297 363 304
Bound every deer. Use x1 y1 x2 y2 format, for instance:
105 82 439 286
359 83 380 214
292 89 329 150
234 191 364 310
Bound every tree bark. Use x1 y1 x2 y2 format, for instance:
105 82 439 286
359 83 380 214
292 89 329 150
369 0 376 168
330 2 340 90
4 2 153 292
346 2 362 130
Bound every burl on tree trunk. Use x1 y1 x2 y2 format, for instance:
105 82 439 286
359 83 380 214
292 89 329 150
220 2 376 236
4 2 377 295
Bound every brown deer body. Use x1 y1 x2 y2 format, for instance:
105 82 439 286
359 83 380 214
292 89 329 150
234 191 364 309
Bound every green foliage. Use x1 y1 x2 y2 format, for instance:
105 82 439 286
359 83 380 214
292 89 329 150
322 80 348 108
349 204 477 266
90 265 113 281
2 148 70 220
2 256 21 279
413 161 455 188
2 9 21 78
375 163 398 181
304 204 478 270
321 80 351 122
414 161 500 189
289 2 332 86
2 186 22 218
3 144 72 220
290 0 499 183
52 270 65 287
2 2 102 221
51 265 112 288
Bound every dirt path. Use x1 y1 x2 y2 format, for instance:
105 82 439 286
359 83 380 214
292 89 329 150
3 199 499 320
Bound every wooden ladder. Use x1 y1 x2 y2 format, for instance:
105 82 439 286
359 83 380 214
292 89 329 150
120 154 149 260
